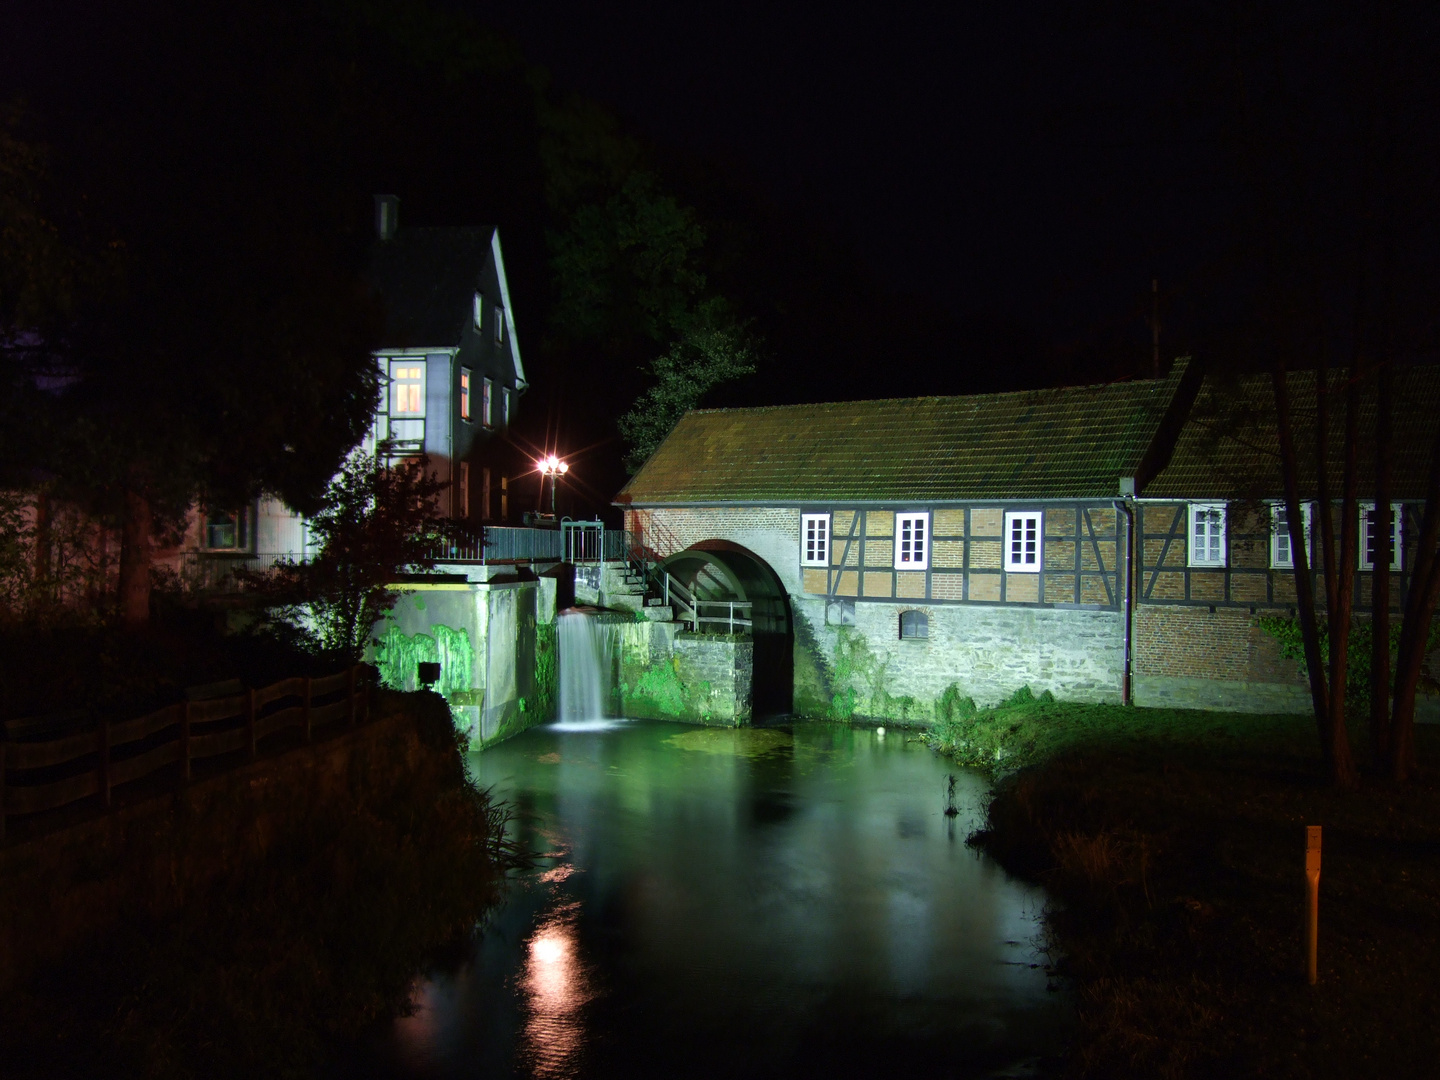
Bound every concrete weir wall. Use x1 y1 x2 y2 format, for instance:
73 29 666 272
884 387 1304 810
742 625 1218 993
372 566 558 749
0 693 451 994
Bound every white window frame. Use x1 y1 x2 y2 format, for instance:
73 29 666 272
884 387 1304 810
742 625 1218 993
894 512 929 570
1269 500 1312 569
472 292 483 331
389 360 425 417
482 377 494 428
1359 502 1403 571
1003 511 1042 572
1188 503 1227 567
501 386 511 427
459 368 472 422
494 306 504 345
801 513 830 568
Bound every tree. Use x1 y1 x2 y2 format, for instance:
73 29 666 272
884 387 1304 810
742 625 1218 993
618 305 757 471
246 449 444 661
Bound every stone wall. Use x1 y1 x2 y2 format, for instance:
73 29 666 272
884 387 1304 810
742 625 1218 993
615 620 754 726
791 595 1125 723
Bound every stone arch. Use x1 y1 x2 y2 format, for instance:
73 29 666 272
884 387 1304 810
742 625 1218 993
659 541 794 717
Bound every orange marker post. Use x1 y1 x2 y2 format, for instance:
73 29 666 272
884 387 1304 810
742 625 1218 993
1305 825 1321 985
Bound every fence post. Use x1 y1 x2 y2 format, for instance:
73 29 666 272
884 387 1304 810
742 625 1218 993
100 718 111 809
246 687 257 761
303 677 313 743
181 701 192 785
347 666 357 728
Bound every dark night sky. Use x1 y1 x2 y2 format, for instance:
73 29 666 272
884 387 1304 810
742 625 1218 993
471 1 1222 362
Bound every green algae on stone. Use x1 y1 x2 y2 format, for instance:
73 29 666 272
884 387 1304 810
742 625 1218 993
664 728 793 758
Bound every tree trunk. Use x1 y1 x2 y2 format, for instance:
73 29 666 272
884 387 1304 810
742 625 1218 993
1273 364 1332 759
1370 362 1393 763
1327 361 1362 788
118 486 153 628
1390 424 1440 781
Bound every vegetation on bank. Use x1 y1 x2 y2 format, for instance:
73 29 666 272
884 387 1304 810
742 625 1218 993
0 694 526 1080
948 699 1440 1079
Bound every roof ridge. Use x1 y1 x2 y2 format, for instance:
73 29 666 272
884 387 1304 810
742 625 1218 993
687 371 1177 417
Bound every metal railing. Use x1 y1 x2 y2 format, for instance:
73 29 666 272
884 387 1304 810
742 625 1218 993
693 599 753 634
175 551 311 593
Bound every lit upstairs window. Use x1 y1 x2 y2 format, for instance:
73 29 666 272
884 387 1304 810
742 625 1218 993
390 363 425 415
460 369 472 422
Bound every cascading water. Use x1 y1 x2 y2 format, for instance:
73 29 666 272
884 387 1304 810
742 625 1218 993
556 610 614 724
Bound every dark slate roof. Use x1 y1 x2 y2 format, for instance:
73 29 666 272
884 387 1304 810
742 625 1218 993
1145 364 1440 500
617 366 1186 505
368 226 494 349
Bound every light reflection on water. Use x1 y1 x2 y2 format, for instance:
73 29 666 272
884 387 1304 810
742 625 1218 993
364 720 1071 1079
520 904 592 1078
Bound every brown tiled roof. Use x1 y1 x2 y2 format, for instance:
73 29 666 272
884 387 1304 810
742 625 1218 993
1144 364 1440 500
617 366 1185 505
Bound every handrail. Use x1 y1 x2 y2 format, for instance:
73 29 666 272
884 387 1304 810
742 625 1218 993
0 666 372 842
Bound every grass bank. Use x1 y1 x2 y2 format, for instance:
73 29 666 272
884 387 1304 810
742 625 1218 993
938 697 1440 1079
0 695 524 1080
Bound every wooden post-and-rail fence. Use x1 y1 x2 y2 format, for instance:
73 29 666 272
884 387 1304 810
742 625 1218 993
0 666 371 843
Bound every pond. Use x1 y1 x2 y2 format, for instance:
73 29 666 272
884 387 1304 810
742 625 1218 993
354 718 1071 1079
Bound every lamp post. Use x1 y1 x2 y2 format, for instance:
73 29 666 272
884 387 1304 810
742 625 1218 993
538 454 568 515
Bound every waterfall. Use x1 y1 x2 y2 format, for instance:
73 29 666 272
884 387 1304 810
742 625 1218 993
557 610 614 723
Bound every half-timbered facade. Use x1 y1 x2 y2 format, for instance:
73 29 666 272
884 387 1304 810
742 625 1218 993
617 361 1440 721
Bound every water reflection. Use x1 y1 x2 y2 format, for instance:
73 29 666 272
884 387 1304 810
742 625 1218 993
521 903 592 1078
359 720 1071 1078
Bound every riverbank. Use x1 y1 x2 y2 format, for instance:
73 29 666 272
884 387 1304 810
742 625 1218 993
0 691 522 1079
948 699 1440 1078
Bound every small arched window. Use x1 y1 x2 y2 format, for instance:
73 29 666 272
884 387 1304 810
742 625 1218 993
899 610 929 640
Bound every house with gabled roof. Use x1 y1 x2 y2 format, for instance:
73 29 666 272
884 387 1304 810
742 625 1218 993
176 196 528 586
614 360 1440 723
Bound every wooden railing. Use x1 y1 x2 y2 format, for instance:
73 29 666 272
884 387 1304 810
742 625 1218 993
0 666 370 842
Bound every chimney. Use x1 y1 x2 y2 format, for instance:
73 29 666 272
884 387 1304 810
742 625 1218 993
375 194 399 241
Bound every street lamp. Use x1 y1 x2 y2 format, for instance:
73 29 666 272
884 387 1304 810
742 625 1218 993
537 454 569 515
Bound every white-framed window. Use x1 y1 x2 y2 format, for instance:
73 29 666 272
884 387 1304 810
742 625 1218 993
459 369 472 422
1269 500 1313 569
204 508 249 551
1360 502 1403 571
482 377 494 428
801 513 830 567
472 292 483 331
459 462 470 519
501 387 510 427
390 361 425 416
1188 503 1227 567
895 512 929 570
494 306 504 345
1003 511 1042 571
